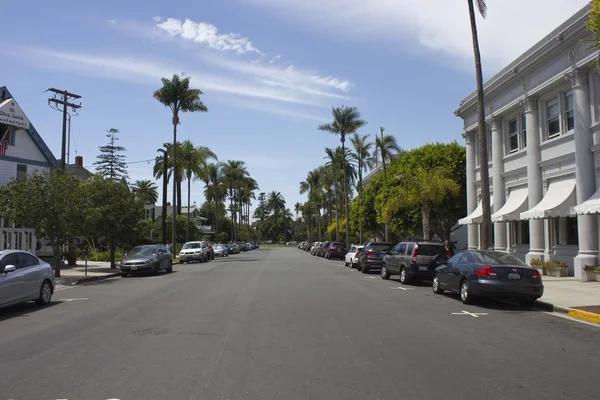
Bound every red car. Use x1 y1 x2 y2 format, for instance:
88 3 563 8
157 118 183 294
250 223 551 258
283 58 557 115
325 242 348 260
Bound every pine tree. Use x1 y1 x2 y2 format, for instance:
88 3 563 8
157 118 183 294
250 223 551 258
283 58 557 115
94 128 128 181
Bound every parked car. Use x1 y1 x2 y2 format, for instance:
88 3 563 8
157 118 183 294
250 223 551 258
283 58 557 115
344 245 363 268
0 250 55 309
311 242 322 256
202 241 214 260
358 242 394 273
236 241 248 252
213 244 229 257
317 241 332 257
432 250 544 307
179 241 208 263
325 242 347 260
381 241 448 284
120 244 172 277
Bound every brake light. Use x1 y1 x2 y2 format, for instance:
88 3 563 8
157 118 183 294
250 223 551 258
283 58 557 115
475 265 497 277
355 252 360 257
329 248 335 253
366 250 375 256
532 269 541 279
411 245 418 264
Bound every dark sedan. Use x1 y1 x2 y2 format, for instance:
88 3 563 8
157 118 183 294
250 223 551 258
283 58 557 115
325 242 347 260
432 250 543 307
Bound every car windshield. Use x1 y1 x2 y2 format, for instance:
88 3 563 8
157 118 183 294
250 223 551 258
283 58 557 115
128 246 157 256
369 244 394 252
332 242 345 247
183 243 201 249
470 251 528 266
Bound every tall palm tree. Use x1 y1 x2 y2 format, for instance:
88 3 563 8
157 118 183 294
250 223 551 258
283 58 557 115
375 127 402 242
153 74 208 250
132 180 159 206
154 143 171 244
268 191 286 243
319 106 366 248
467 0 491 249
350 133 373 244
324 147 342 242
180 140 217 241
203 163 227 238
221 160 248 241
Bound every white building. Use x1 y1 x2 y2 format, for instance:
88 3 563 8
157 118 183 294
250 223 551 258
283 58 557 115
0 86 58 252
455 4 600 278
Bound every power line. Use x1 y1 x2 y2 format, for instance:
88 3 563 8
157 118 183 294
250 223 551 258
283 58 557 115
83 158 155 168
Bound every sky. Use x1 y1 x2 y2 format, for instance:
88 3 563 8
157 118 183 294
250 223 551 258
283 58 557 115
2 0 590 218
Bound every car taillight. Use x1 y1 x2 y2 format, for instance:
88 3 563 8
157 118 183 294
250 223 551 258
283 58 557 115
355 252 360 257
366 250 375 256
474 265 497 277
329 248 335 253
411 245 418 264
532 269 541 279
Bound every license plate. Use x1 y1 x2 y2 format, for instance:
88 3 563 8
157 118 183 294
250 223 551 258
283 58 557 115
508 272 521 280
419 266 428 271
131 266 138 271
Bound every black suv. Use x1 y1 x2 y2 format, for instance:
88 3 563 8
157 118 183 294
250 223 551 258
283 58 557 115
381 241 448 284
358 242 395 273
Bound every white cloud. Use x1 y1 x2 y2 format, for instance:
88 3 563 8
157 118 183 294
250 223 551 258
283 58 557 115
156 17 262 55
268 55 282 63
240 0 590 72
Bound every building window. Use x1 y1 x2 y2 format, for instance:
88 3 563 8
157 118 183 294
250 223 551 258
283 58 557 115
16 164 27 179
547 98 560 138
521 114 527 148
516 221 530 245
564 90 574 132
508 119 519 153
566 217 578 245
0 124 16 146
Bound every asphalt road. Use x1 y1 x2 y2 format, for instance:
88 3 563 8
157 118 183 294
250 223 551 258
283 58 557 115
1 247 600 400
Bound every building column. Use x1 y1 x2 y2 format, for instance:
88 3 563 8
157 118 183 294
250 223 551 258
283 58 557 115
521 96 545 264
491 117 506 251
464 130 478 250
568 67 598 277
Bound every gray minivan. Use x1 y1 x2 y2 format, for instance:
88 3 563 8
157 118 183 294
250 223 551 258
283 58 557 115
381 241 448 284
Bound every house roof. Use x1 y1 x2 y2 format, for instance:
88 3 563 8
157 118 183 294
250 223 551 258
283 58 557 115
0 86 58 167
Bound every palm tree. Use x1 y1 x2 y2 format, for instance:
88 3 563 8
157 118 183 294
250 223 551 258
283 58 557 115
180 140 217 241
467 0 491 249
203 163 227 238
153 74 208 250
268 191 286 243
154 143 171 244
375 127 402 242
132 180 159 206
384 166 459 241
221 160 248 241
324 147 341 242
350 133 373 244
319 106 366 248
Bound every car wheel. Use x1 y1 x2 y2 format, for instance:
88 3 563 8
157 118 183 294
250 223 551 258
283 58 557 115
121 272 128 278
381 266 390 280
432 274 444 294
362 264 369 274
154 263 160 275
166 261 173 273
36 280 53 306
399 268 409 284
344 260 348 266
460 280 474 304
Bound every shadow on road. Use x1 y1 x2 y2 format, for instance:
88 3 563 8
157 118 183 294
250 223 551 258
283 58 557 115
0 301 60 322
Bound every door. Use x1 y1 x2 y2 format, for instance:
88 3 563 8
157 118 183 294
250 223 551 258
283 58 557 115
447 252 466 290
18 252 43 299
0 253 25 305
438 253 462 288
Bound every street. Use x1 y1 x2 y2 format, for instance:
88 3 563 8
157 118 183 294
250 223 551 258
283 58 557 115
1 247 600 400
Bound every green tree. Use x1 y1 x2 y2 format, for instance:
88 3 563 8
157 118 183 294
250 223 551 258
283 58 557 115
94 128 128 181
154 143 171 244
588 0 600 66
154 74 208 250
132 179 159 205
267 191 286 243
83 176 144 268
350 132 373 244
374 127 401 241
319 106 366 248
203 163 227 238
0 169 85 277
466 0 492 249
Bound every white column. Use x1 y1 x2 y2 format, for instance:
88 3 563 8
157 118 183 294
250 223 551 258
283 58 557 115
568 67 598 277
521 96 545 264
491 116 506 251
464 131 478 250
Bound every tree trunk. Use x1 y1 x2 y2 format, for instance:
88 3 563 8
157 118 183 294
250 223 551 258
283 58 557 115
215 198 219 239
468 0 492 249
53 241 62 278
162 153 168 245
382 159 389 242
229 192 235 241
171 118 178 253
341 137 350 248
334 185 340 242
421 203 430 242
358 164 363 245
177 178 183 215
110 242 117 269
186 174 191 242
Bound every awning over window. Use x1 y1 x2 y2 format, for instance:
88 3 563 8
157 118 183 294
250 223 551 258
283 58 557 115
491 188 528 222
458 196 494 225
520 179 576 220
572 185 600 215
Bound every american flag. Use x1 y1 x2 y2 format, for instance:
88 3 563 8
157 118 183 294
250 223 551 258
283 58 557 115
0 139 7 156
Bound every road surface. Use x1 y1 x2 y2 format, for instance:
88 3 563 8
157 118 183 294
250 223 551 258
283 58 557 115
1 247 599 400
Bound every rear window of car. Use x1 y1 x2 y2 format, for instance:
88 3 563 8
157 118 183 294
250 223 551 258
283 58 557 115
469 251 528 266
369 244 394 251
417 244 446 256
332 242 345 247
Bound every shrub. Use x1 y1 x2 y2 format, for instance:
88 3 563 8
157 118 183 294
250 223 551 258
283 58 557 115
90 251 124 262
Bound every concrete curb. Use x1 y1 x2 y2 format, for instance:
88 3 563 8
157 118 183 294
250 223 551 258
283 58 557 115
56 272 121 286
535 300 600 325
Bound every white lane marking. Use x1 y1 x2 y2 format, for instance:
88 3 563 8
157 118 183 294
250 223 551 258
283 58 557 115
60 298 89 302
54 286 75 292
390 286 413 290
451 310 488 318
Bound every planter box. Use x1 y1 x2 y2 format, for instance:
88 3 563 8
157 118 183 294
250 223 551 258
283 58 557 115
583 271 599 282
546 267 568 277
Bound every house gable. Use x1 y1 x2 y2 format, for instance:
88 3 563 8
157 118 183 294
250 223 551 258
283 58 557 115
0 86 57 168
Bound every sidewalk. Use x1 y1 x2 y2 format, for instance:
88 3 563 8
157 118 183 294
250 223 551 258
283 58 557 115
536 276 600 325
55 261 121 286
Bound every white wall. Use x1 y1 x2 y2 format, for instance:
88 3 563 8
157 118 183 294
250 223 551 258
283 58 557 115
7 128 48 162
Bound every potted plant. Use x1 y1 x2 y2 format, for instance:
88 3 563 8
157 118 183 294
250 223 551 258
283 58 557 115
530 258 546 276
545 261 569 277
583 265 600 282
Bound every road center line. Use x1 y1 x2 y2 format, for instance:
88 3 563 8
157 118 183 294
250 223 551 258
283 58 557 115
451 310 488 317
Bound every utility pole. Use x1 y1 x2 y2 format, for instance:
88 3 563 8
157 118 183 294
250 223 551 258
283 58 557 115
47 88 82 170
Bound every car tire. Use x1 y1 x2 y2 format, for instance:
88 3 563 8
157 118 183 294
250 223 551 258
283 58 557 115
121 272 128 278
432 274 444 294
36 280 53 306
154 262 160 275
460 279 474 304
166 261 173 273
362 264 369 274
399 268 409 284
381 266 390 280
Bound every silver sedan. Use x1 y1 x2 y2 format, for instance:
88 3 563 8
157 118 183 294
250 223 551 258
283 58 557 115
213 244 229 257
0 250 55 309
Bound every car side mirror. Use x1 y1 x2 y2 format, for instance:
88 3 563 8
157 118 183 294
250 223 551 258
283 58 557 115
3 265 16 273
